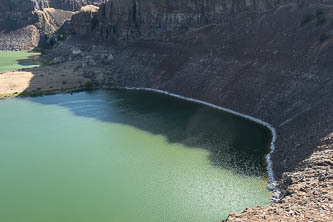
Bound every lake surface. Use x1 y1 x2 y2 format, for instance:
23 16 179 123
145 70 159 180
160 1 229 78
0 90 272 222
0 51 41 73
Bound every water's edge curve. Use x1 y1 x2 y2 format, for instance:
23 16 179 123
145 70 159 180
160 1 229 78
121 87 278 194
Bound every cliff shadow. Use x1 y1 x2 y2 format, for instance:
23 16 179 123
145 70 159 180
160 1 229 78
25 89 273 178
16 54 43 67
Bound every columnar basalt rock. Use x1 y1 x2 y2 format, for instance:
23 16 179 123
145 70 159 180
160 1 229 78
89 0 282 40
68 0 333 41
71 5 99 34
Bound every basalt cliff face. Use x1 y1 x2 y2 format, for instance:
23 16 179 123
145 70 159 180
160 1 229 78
71 0 333 40
0 0 104 50
71 0 282 38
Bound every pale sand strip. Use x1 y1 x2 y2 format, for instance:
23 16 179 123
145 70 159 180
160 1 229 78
0 71 34 95
0 62 90 97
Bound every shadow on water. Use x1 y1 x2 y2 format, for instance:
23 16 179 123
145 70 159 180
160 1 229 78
16 54 42 67
27 89 272 178
0 52 41 73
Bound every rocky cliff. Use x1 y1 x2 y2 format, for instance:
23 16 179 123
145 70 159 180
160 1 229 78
0 0 104 50
71 0 282 39
40 0 105 11
71 0 333 40
0 0 104 12
54 0 333 180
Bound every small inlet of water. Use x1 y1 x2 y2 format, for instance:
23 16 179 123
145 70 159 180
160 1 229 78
0 51 41 73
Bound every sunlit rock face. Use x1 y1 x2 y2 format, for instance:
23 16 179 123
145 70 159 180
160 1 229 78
0 0 105 12
0 0 104 50
42 0 105 11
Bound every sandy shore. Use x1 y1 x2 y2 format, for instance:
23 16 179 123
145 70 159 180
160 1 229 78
0 61 90 98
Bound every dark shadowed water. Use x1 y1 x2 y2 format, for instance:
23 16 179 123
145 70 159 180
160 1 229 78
0 90 272 222
0 51 40 73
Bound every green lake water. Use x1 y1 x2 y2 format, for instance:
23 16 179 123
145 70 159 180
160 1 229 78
0 90 272 222
0 51 41 73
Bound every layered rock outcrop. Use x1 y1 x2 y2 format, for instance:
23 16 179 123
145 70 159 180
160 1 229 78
0 8 74 50
71 5 99 34
70 0 333 41
73 0 282 40
0 0 104 50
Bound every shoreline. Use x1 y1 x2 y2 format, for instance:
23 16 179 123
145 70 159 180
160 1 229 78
0 81 280 198
0 61 91 99
0 63 332 220
0 67 278 192
122 87 278 191
1 84 278 184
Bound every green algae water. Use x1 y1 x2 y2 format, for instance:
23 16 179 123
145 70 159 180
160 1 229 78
0 51 41 73
0 90 272 222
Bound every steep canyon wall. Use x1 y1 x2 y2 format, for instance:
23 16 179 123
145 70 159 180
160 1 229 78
59 0 333 180
72 0 281 39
